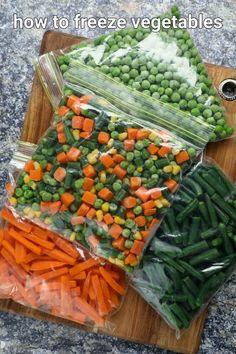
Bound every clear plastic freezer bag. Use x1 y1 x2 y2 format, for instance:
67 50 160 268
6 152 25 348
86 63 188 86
37 5 234 141
6 89 208 272
0 207 126 328
131 158 236 331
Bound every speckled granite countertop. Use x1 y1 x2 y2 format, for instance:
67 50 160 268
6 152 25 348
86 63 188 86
0 0 236 353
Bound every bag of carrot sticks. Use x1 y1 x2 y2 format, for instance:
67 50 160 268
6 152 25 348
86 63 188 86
6 87 211 272
35 5 234 142
131 157 236 334
0 207 126 329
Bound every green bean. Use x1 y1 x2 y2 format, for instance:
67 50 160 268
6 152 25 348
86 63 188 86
178 260 205 282
190 248 220 266
176 199 199 223
212 194 236 221
182 240 209 257
204 193 218 228
188 216 201 244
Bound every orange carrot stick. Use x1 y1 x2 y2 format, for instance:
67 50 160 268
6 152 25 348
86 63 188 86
1 208 32 233
27 267 69 288
48 233 78 259
91 274 108 316
22 232 55 250
73 296 105 326
9 274 36 307
2 239 15 258
43 249 76 265
30 261 66 272
69 258 100 277
8 228 42 255
99 267 125 295
15 241 27 264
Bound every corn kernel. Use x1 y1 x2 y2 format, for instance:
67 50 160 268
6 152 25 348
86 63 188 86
33 161 40 170
118 132 127 141
70 232 76 241
107 139 114 148
108 257 116 264
161 198 170 207
172 165 181 175
31 182 37 190
130 259 138 267
115 259 125 267
102 202 109 212
28 210 35 219
172 148 180 155
87 153 97 164
163 165 173 173
137 166 143 173
10 197 17 205
134 232 142 240
72 129 80 140
99 171 106 183
44 217 52 225
155 200 163 208
90 187 96 194
107 168 113 174
35 211 41 218
111 116 118 123
149 132 158 141
23 175 30 184
109 147 117 155
96 210 103 222
151 155 158 161
23 207 31 215
114 216 125 225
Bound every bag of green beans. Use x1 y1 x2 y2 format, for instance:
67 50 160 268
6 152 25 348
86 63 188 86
6 86 211 272
37 6 234 141
131 159 236 331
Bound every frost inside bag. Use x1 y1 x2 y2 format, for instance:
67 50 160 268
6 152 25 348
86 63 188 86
131 159 236 331
6 88 210 271
39 5 234 141
0 207 126 328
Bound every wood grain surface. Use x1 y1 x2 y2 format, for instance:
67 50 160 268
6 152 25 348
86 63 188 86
0 30 235 354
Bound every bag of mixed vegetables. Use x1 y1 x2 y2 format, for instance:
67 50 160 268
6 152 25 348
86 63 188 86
6 87 212 272
131 158 236 332
0 207 126 329
37 5 234 141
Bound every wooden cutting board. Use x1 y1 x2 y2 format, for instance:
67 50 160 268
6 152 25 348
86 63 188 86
1 30 235 354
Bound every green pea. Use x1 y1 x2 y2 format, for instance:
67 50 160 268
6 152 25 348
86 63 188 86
120 161 129 169
148 74 156 83
171 92 181 103
122 73 130 82
186 39 194 48
141 80 150 89
203 109 212 118
53 193 60 202
132 82 141 91
18 197 26 205
161 80 169 88
158 87 165 95
175 29 184 39
158 63 167 73
152 92 161 99
15 188 23 197
145 159 154 168
113 57 121 66
191 108 200 117
127 164 135 174
94 199 103 209
206 117 216 125
150 66 158 75
178 99 187 109
187 99 197 109
124 240 133 249
111 67 121 76
74 179 84 190
150 84 159 93
125 219 135 229
185 92 194 101
95 183 104 191
134 206 142 215
130 68 139 78
178 87 187 98
165 88 173 96
156 73 164 83
127 152 134 161
169 80 180 89
101 65 110 74
131 59 139 69
135 141 144 150
161 95 169 102
42 192 52 202
135 31 143 41
60 64 68 73
128 79 134 86
164 71 173 80
122 229 131 238
121 65 130 73
113 182 122 192
187 147 197 158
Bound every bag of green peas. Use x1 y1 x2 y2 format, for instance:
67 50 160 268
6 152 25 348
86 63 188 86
36 6 234 141
6 85 210 272
131 158 236 333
